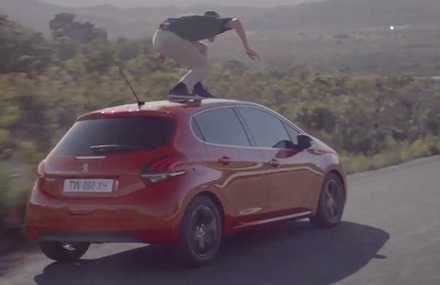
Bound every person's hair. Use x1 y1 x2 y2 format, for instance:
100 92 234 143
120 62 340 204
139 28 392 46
203 11 220 18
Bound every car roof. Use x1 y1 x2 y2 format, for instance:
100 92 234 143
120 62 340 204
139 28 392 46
77 98 263 120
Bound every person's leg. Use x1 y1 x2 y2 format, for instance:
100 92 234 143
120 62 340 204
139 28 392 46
188 42 215 97
192 41 208 57
153 30 209 95
179 41 209 90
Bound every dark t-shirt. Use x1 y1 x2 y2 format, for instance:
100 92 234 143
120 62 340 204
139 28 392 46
160 15 233 41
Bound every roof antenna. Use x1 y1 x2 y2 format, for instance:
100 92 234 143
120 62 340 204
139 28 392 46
119 67 145 107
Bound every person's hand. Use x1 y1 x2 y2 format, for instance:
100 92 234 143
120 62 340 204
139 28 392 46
157 53 166 63
245 47 260 60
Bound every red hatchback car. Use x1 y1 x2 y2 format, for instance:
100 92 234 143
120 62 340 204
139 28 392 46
26 98 347 266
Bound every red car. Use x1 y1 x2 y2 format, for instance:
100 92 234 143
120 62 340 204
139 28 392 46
26 98 347 266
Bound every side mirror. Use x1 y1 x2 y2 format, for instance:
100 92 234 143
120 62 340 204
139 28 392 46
297 134 312 150
273 140 296 149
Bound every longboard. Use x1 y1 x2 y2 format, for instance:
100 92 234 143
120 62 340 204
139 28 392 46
168 94 204 103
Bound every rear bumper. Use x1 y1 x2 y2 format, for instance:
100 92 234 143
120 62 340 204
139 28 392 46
37 231 144 243
26 185 182 244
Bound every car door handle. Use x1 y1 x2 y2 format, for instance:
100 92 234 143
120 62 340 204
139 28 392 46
218 156 231 165
269 159 280 167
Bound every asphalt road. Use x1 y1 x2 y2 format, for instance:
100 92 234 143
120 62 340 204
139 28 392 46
1 156 439 285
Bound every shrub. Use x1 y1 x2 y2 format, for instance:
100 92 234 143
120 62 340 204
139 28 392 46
0 163 11 230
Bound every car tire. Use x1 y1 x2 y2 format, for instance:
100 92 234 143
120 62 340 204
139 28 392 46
39 241 90 262
175 195 223 267
310 173 345 228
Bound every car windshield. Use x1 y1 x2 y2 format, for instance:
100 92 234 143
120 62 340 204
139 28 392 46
52 116 175 156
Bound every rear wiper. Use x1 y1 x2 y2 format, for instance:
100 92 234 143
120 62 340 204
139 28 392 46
90 144 140 155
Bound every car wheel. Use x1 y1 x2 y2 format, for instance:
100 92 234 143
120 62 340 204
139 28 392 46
39 241 90 262
310 173 345 228
176 195 222 267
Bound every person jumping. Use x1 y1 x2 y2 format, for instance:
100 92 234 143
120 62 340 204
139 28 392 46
152 11 260 98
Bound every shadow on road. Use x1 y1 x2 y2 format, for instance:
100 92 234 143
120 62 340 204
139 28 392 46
34 221 389 285
0 234 38 277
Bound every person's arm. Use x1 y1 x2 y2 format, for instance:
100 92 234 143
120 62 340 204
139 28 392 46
226 18 260 60
157 52 166 63
153 33 166 63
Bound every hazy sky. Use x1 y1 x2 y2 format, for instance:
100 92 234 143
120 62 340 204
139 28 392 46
36 0 319 8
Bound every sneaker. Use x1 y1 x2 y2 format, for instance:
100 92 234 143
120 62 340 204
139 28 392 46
192 82 216 98
168 82 190 96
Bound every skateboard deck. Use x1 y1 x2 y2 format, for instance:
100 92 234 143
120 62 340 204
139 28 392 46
168 94 204 103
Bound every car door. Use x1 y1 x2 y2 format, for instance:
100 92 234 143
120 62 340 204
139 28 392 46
236 106 317 214
192 107 272 224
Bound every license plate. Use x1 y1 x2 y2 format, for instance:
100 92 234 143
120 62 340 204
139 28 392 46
63 179 114 193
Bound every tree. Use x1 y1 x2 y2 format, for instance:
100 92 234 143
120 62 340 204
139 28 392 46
0 14 51 74
49 13 107 44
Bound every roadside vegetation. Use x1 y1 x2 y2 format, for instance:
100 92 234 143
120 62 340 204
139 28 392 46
0 13 439 234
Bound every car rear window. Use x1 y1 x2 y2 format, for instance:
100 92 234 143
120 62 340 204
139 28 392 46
52 116 175 156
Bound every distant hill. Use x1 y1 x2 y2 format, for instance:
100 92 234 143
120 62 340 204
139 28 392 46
35 0 321 8
1 0 440 39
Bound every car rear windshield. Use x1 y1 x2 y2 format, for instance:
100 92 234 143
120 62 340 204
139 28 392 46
52 116 175 156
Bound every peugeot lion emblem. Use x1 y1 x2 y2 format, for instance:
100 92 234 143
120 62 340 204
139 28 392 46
82 163 89 173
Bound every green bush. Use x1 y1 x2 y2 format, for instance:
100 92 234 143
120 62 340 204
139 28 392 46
342 138 440 174
0 160 34 232
0 163 11 221
0 129 9 150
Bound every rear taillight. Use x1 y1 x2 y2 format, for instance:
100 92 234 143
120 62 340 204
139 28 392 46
37 160 45 189
140 156 186 185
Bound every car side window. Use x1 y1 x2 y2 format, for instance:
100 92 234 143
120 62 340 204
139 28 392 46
283 122 300 145
191 118 205 141
238 107 290 148
193 107 251 147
